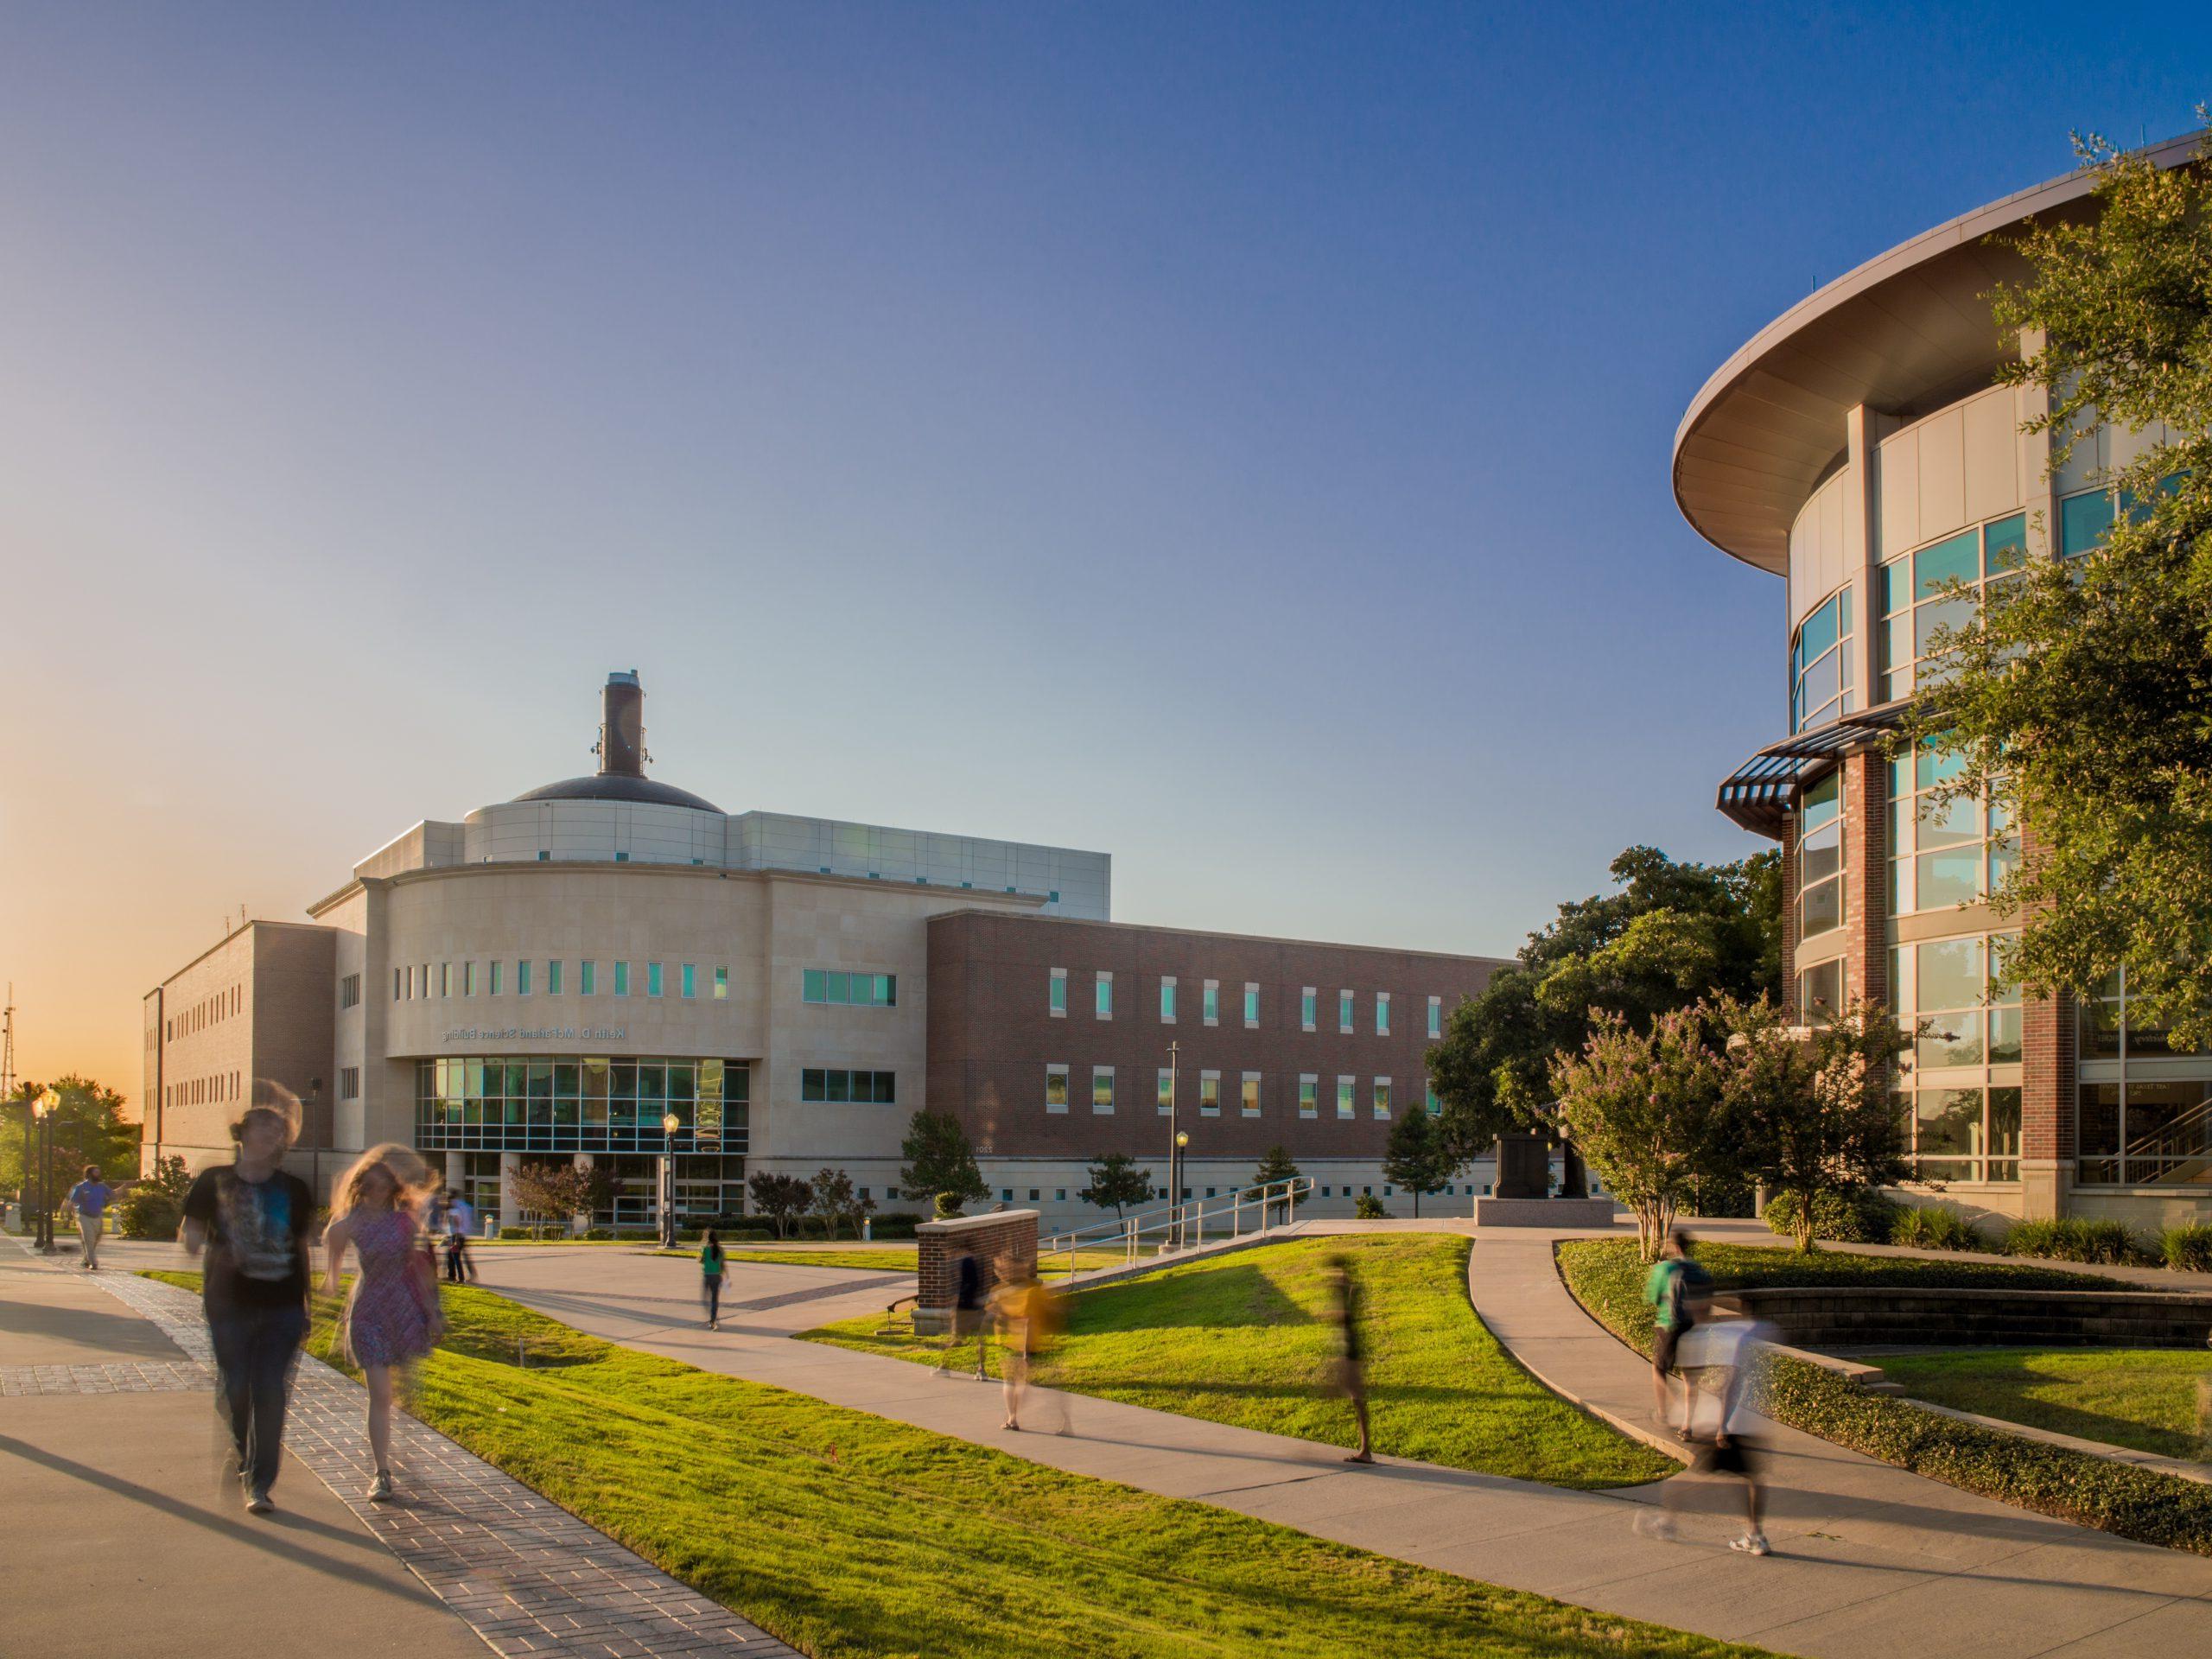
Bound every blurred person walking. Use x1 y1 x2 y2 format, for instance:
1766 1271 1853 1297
988 1254 1066 1433
936 1249 988 1378
181 1084 315 1515
1325 1254 1374 1464
323 1144 443 1503
66 1164 129 1270
444 1187 476 1283
700 1227 727 1329
1644 1228 1708 1439
1637 1295 1777 1556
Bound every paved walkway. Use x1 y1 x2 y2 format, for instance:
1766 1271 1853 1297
470 1229 2212 1659
2 1239 799 1659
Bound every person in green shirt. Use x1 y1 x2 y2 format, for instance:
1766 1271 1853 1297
1643 1228 1707 1438
700 1228 727 1330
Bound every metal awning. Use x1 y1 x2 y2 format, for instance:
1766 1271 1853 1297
1716 711 1901 840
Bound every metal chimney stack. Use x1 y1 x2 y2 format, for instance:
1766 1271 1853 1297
599 671 645 777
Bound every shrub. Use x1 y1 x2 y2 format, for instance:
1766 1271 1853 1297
1353 1194 1391 1220
2160 1224 2212 1274
933 1192 966 1220
1762 1186 1902 1245
1889 1205 1984 1252
868 1212 924 1239
2004 1216 2144 1265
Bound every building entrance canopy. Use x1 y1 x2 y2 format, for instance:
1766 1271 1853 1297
1717 711 1899 838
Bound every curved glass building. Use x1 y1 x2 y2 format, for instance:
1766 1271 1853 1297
1676 135 2209 1231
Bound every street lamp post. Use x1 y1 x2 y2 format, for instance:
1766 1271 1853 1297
1173 1128 1191 1249
1165 1041 1180 1249
659 1112 681 1249
34 1087 60 1254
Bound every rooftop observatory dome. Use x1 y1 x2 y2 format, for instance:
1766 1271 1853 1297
511 671 721 813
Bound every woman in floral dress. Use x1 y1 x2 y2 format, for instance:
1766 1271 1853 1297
323 1144 442 1502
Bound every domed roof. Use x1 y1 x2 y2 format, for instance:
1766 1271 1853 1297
511 671 721 814
512 773 721 812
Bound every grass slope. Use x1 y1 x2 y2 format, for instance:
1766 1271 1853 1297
144 1269 1763 1659
1875 1348 2212 1460
806 1234 1675 1489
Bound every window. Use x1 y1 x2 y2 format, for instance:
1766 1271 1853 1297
1373 1078 1393 1119
647 962 663 997
800 1069 898 1103
1887 739 2013 917
1799 957 1844 1024
1301 987 1317 1032
1160 976 1177 1022
614 961 630 996
1790 584 1855 731
1243 982 1259 1027
1096 971 1113 1019
1426 1081 1441 1115
1241 1071 1262 1117
435 963 448 996
1798 771 1845 938
1878 512 2027 702
2059 489 2115 559
463 961 476 996
518 960 533 996
489 961 503 995
580 960 596 995
340 974 361 1010
1157 1067 1173 1116
340 1066 360 1100
1199 1070 1220 1116
1046 1064 1070 1114
1092 1065 1116 1115
402 965 412 1000
714 966 728 999
803 969 897 1007
1049 967 1066 1016
1338 989 1354 1033
1376 992 1390 1036
1427 995 1442 1039
1203 979 1219 1026
679 963 695 999
1299 1075 1318 1119
1336 1076 1355 1119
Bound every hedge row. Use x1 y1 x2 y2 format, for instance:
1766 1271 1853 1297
1554 1237 2212 1555
1765 1192 2212 1274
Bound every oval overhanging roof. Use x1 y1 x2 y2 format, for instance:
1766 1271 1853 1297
1672 133 2202 575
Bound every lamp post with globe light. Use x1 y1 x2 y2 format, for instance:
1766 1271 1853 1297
33 1087 60 1253
658 1112 682 1249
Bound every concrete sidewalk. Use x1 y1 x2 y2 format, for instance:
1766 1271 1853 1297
0 1247 486 1659
474 1231 2212 1659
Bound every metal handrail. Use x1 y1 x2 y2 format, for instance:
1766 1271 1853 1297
2120 1092 2212 1181
1038 1176 1314 1282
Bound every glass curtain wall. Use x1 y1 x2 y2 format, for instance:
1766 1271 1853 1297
2076 970 2212 1186
1889 935 2023 1183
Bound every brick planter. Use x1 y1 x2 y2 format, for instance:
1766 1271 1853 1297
914 1210 1039 1336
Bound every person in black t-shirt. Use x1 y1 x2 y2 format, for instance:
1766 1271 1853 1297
182 1085 316 1516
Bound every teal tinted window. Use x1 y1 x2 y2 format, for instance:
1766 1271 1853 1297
875 974 896 1007
1799 595 1839 664
803 968 825 1002
681 963 696 999
647 962 664 997
1983 514 2028 574
714 966 728 1000
1915 740 1967 792
489 961 503 995
579 960 596 995
1160 980 1176 1020
546 960 563 995
2060 491 2114 557
1802 772 1841 830
1915 531 1979 599
1049 971 1066 1014
1880 558 1910 616
517 960 532 996
613 961 630 996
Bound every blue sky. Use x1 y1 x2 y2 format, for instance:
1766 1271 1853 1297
3 2 2205 1085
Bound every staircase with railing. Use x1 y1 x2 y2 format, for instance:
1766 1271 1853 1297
1037 1176 1314 1283
2122 1093 2212 1186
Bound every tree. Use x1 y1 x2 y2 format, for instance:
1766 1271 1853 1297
808 1166 874 1239
1903 124 2212 1051
1548 1005 1738 1261
117 1154 194 1240
1247 1144 1304 1222
899 1109 988 1211
1726 995 1910 1253
1428 848 1781 1173
1380 1109 1455 1218
510 1161 613 1237
747 1171 813 1239
5 1076 138 1204
1078 1151 1154 1220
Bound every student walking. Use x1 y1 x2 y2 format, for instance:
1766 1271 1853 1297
66 1165 125 1270
444 1190 476 1283
700 1228 727 1329
1643 1228 1708 1439
1637 1301 1777 1556
1326 1255 1374 1464
936 1249 988 1378
322 1144 443 1503
181 1086 316 1515
988 1254 1066 1433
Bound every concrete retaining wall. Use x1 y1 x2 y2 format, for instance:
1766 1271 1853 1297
1729 1285 2212 1350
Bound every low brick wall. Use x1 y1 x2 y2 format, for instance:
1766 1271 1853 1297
914 1210 1038 1336
1728 1286 2212 1351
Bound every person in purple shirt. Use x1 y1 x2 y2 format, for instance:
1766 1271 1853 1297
66 1165 130 1270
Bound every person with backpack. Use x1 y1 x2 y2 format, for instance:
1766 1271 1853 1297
1643 1227 1709 1439
936 1249 987 1378
700 1228 727 1329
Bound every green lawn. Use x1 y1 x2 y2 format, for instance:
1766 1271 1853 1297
805 1234 1675 1489
143 1269 1764 1659
1556 1237 2139 1360
1874 1348 2212 1460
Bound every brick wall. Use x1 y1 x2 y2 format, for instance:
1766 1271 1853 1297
916 1209 1039 1323
1843 752 1888 1011
926 911 1506 1164
1779 817 1801 1020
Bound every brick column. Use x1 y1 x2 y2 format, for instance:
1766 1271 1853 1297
1779 817 1802 1019
2017 821 2074 1220
1842 751 1888 1011
914 1210 1039 1334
